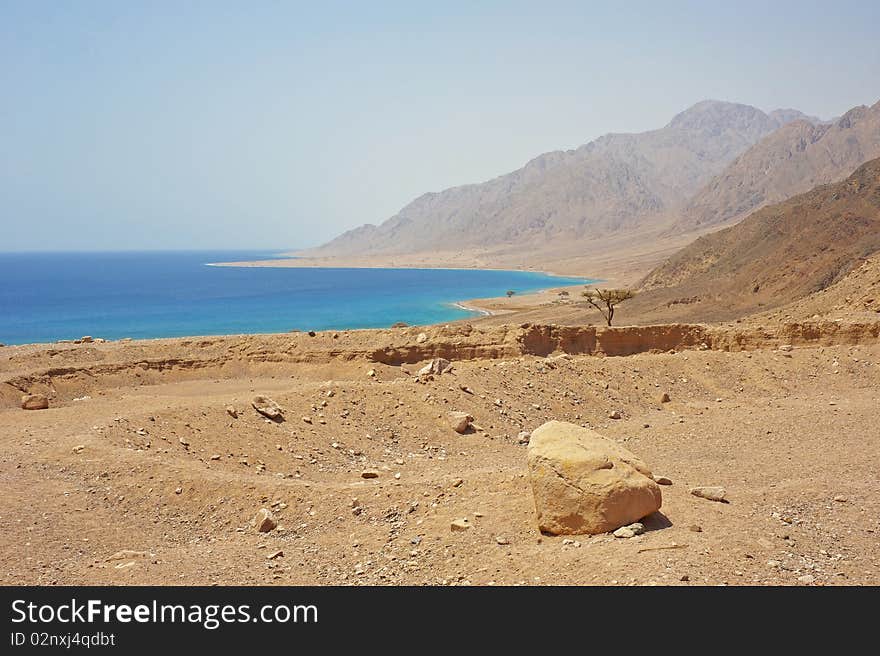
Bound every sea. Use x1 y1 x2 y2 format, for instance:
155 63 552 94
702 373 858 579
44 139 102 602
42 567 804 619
0 251 592 345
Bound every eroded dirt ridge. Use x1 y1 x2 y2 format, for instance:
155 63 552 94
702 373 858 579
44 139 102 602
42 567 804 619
2 320 878 406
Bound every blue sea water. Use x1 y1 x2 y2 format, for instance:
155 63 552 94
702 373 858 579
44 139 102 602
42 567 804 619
0 251 592 345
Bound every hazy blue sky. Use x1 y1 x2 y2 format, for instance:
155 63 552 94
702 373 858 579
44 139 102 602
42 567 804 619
2 1 878 252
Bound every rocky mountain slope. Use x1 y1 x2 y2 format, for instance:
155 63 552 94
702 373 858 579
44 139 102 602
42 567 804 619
635 157 880 321
310 101 810 258
676 100 880 232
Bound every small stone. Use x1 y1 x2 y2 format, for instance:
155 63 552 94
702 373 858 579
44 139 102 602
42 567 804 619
267 550 284 560
80 336 94 343
416 333 428 343
451 478 464 487
608 410 621 419
653 475 673 485
367 369 377 378
798 574 815 585
691 486 728 503
448 411 474 434
71 445 85 454
21 394 49 411
418 358 453 376
688 525 703 533
779 344 793 352
612 522 645 538
251 395 283 420
252 508 278 533
658 392 671 403
517 431 531 445
495 536 510 545
302 416 313 424
361 469 380 479
833 495 848 503
450 518 471 532
174 487 182 494
107 550 152 561
680 575 689 582
210 454 221 461
225 405 238 419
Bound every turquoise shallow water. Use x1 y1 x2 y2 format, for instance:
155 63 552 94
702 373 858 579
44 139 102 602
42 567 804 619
0 251 593 345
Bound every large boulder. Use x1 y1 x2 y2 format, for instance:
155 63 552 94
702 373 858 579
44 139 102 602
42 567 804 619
527 421 662 535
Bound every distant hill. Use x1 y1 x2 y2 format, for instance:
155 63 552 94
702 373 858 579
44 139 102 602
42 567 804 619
674 100 880 232
309 101 808 259
635 157 880 322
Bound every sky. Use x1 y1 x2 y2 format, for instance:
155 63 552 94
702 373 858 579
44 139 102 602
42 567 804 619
1 1 878 252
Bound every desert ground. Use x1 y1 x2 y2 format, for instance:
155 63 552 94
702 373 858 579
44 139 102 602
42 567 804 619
2 316 878 586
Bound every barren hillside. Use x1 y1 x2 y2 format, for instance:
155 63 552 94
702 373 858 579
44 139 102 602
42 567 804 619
633 157 880 322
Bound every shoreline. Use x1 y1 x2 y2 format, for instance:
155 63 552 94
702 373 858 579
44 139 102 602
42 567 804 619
450 301 496 317
210 257 596 325
208 257 593 282
0 277 590 348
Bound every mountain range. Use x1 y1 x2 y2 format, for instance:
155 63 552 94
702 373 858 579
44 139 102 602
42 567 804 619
306 99 879 266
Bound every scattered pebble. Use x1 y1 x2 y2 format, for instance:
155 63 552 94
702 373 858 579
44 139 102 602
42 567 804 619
613 522 645 538
691 486 728 503
450 518 472 532
252 508 278 533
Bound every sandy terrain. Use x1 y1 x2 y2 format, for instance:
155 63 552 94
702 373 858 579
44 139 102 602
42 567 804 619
2 320 878 586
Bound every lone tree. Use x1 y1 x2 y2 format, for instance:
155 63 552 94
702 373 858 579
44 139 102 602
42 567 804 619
582 287 635 326
506 290 516 298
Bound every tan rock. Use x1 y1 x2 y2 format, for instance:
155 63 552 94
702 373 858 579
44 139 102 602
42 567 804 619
361 469 379 479
21 394 49 410
659 392 671 403
251 395 282 420
252 508 278 533
418 358 453 376
448 411 474 434
450 518 471 532
653 475 673 485
416 332 428 343
612 522 645 538
225 405 238 419
691 486 728 503
527 421 662 535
